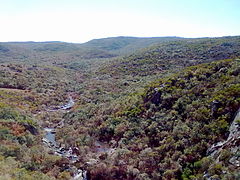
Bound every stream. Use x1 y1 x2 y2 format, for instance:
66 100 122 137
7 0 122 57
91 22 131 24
42 96 87 180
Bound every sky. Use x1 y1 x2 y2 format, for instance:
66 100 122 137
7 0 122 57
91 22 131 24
0 0 239 43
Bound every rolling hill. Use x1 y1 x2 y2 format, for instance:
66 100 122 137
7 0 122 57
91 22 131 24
0 36 239 180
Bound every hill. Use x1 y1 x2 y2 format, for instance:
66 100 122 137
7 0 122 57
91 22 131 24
92 59 240 179
0 41 116 64
101 36 240 77
81 36 182 55
0 36 182 65
0 36 240 180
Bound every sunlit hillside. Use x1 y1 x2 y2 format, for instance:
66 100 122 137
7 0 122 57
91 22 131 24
0 36 240 180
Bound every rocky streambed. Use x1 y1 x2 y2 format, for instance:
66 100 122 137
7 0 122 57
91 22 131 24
42 96 87 180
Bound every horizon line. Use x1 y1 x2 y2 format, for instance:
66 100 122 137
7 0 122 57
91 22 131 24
1 35 239 44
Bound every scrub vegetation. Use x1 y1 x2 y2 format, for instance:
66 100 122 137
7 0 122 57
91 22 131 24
0 36 240 179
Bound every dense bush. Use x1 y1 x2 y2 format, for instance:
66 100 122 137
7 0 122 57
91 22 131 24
93 59 240 179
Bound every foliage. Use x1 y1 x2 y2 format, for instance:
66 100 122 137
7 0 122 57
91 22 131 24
92 59 240 179
1 36 240 179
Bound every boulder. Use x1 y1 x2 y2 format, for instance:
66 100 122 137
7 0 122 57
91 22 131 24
23 123 38 135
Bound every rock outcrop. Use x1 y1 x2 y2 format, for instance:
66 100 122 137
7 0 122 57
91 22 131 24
207 108 240 163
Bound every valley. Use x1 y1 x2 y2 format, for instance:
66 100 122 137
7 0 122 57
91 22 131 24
0 36 240 180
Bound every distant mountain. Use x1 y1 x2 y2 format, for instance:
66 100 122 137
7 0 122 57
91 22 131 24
0 41 116 63
0 36 184 64
81 36 183 54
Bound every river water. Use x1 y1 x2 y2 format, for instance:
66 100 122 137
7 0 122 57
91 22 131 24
42 96 87 180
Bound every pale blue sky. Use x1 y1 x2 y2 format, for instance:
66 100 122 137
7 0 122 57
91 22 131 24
0 0 239 42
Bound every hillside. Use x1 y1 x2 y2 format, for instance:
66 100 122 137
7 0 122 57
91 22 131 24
82 36 182 55
90 59 240 179
0 41 116 64
0 36 182 65
101 36 240 77
0 36 240 180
